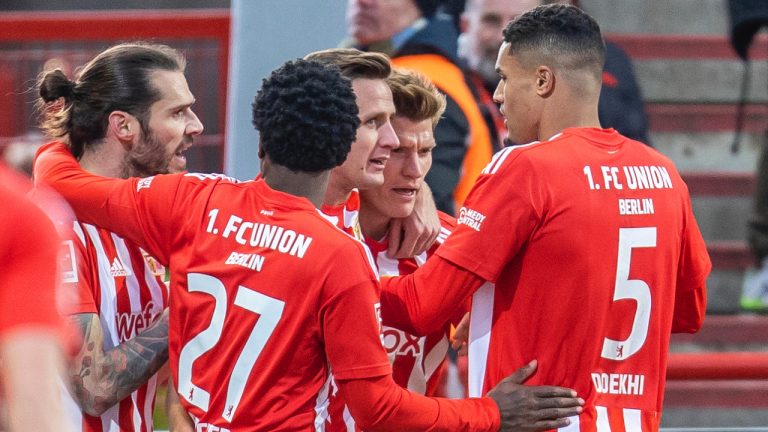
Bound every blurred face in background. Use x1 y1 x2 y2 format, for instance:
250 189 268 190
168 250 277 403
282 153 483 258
461 0 539 84
346 0 421 45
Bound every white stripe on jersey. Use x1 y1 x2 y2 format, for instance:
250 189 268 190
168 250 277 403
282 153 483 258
596 406 611 431
144 375 158 431
468 281 495 397
413 250 427 267
313 375 333 432
360 244 380 280
113 235 141 320
422 334 449 388
102 404 120 432
482 141 539 175
436 227 451 244
623 408 642 432
144 252 167 307
378 253 401 277
72 221 86 246
84 224 120 349
130 390 143 431
342 405 355 432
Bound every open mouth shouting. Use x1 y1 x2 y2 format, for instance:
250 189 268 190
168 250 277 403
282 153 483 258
367 155 389 172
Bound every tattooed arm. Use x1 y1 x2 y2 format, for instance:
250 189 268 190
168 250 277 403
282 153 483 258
67 309 169 416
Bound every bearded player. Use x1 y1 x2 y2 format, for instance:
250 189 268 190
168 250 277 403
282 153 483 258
36 43 202 431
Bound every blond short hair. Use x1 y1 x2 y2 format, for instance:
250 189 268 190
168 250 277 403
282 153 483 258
387 68 446 129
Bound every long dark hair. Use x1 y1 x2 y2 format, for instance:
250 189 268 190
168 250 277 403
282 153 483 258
37 43 186 158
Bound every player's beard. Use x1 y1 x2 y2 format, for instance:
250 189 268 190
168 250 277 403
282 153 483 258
125 131 173 178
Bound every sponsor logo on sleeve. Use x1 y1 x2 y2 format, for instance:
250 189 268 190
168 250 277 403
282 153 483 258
60 240 78 283
457 207 487 232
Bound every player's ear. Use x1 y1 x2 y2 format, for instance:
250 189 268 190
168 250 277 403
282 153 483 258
534 65 554 98
107 111 138 148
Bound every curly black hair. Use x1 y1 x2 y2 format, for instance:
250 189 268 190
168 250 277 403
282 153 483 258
502 4 605 71
252 59 359 173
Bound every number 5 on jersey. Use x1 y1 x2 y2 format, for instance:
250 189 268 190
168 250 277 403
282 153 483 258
602 227 656 361
178 273 285 423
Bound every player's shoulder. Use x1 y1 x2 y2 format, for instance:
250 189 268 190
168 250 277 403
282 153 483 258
480 140 544 176
437 210 456 229
314 211 380 280
182 172 244 185
167 171 246 195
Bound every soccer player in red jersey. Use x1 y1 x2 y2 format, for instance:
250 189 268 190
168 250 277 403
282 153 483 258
307 48 441 257
35 43 201 431
361 69 460 396
327 68 464 431
0 162 73 432
380 5 711 431
36 58 584 431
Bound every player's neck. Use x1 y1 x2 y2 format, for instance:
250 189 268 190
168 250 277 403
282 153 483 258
78 140 129 179
540 101 601 141
323 172 353 207
358 205 390 241
261 164 330 208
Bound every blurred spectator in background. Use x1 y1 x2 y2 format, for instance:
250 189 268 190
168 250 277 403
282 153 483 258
456 0 652 145
344 0 494 215
2 133 44 177
458 0 537 149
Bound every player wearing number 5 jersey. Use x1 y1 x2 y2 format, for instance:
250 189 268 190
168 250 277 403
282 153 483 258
381 5 710 432
35 58 585 432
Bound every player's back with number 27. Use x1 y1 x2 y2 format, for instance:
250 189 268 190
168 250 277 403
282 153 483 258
158 174 389 430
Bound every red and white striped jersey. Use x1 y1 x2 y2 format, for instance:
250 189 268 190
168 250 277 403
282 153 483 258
321 190 369 432
62 221 168 432
326 211 463 431
321 189 363 241
371 212 457 396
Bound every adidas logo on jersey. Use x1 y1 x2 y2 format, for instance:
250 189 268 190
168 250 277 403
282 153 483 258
109 257 132 277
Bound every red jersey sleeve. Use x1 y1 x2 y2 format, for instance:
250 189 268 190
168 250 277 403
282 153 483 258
34 141 185 265
437 151 541 282
322 243 391 380
337 374 499 431
379 211 482 336
671 194 710 333
0 184 63 338
379 255 485 336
